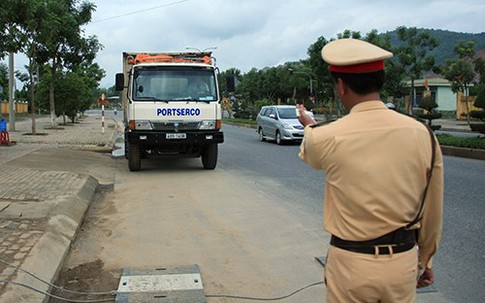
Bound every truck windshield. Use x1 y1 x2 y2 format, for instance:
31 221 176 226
133 67 217 102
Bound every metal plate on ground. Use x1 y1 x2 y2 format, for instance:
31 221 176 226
115 264 206 303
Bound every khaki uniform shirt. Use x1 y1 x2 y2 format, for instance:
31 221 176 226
300 101 443 268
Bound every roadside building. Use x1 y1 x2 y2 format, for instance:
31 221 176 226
408 78 456 111
407 78 480 119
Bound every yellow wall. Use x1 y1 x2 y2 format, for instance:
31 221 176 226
456 93 480 120
0 101 29 115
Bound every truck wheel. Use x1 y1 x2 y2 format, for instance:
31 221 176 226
128 142 141 171
202 144 218 169
124 138 128 159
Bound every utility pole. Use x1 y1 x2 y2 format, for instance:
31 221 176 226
288 68 316 104
8 52 15 131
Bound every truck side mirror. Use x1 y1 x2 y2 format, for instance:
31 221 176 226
115 73 124 91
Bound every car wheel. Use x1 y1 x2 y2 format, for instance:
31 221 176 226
275 131 283 145
258 128 266 141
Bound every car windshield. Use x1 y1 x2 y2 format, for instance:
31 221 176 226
132 66 217 102
277 108 297 119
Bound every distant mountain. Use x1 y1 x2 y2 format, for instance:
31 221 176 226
382 29 485 65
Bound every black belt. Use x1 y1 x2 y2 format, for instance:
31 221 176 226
330 227 416 255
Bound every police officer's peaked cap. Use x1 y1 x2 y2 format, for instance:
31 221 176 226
322 38 393 73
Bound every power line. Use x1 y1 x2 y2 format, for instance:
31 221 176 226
0 258 115 297
92 0 193 23
206 281 324 301
0 280 115 303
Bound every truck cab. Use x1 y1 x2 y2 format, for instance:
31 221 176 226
116 52 224 171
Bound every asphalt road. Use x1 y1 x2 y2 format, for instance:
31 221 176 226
218 125 324 227
83 111 485 302
219 123 485 303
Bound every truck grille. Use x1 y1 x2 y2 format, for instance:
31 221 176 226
152 122 200 131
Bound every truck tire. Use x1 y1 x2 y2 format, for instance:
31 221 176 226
128 142 141 171
124 138 128 159
201 144 218 170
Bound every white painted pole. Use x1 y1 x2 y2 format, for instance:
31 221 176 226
102 105 105 134
8 52 15 131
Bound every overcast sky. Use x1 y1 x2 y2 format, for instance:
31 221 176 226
6 0 485 88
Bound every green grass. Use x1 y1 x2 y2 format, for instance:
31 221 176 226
436 134 485 150
222 118 257 125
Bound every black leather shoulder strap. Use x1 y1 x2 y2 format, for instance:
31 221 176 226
405 124 437 229
310 119 336 128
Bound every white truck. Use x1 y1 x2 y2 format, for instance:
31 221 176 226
115 52 224 171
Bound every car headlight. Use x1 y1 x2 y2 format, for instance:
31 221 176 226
134 120 153 130
199 120 216 130
282 123 293 129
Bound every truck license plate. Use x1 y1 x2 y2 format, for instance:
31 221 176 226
166 133 186 139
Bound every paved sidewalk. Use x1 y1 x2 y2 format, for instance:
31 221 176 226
434 118 474 133
0 114 121 302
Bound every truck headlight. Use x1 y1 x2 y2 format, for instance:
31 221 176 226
134 120 153 130
199 120 216 130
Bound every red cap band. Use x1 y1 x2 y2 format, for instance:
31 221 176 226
329 60 385 73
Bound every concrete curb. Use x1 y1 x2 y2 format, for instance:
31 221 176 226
0 175 99 303
440 145 485 160
223 121 257 129
440 127 474 133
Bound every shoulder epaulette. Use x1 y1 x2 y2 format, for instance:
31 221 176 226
310 119 336 128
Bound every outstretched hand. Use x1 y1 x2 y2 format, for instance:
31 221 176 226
296 104 316 127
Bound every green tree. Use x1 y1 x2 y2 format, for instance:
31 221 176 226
307 35 341 118
237 68 263 103
441 41 477 125
35 0 100 127
218 67 241 96
364 30 407 101
416 92 442 130
261 66 294 102
0 63 8 101
470 84 485 134
307 36 332 99
73 61 106 109
474 57 485 84
2 0 54 133
2 0 102 131
36 69 92 123
337 29 362 40
306 29 402 117
58 71 91 123
20 0 58 134
394 26 439 115
0 0 32 58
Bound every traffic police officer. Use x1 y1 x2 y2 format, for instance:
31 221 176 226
297 39 444 303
